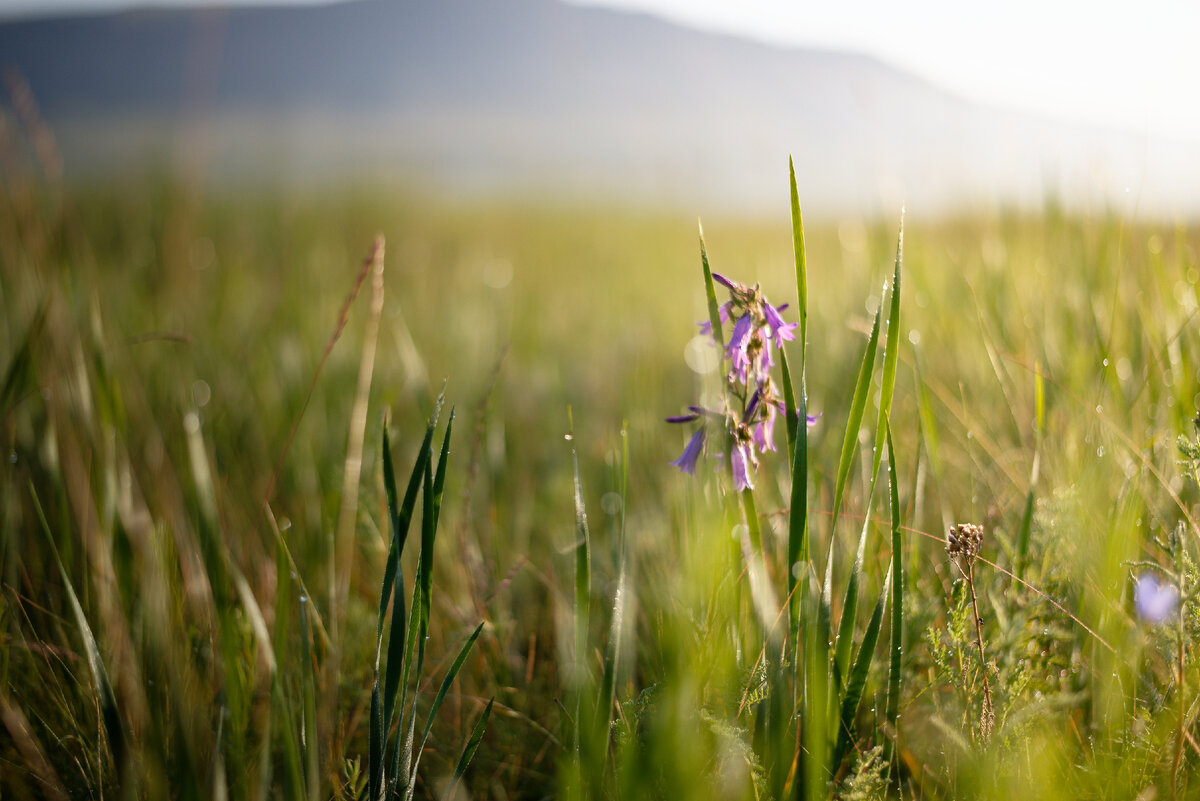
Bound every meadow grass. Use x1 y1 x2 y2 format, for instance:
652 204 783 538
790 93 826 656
3 138 1200 800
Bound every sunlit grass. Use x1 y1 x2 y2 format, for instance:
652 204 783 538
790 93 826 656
3 148 1200 800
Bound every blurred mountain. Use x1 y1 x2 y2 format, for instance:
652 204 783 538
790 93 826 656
1 0 1194 216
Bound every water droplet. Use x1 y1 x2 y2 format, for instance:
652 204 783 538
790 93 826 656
290 571 298 580
1102 358 1109 367
1096 446 1105 458
299 595 308 604
1095 405 1104 414
564 433 574 441
7 451 16 464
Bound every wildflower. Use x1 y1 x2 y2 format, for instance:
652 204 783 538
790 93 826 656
731 438 755 491
669 427 706 475
1134 573 1179 624
668 272 817 489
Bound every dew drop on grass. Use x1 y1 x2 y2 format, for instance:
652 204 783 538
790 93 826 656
7 451 15 464
1096 446 1105 458
1102 358 1109 368
299 595 308 604
564 433 573 442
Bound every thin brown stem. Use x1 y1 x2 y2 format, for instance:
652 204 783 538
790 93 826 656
967 564 994 742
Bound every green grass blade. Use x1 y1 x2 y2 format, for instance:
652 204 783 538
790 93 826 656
368 682 384 801
780 346 798 457
404 622 485 800
699 225 726 352
868 216 904 498
430 409 455 532
831 305 881 538
833 567 891 770
832 520 869 691
298 599 320 801
789 156 808 373
31 486 128 788
439 698 494 801
1015 367 1043 582
1 305 45 420
567 407 592 750
885 420 904 765
377 420 433 657
823 305 881 623
394 459 437 795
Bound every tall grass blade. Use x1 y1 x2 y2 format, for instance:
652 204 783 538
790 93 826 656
368 684 384 801
567 407 592 751
31 486 128 792
404 622 485 800
884 421 903 766
868 215 904 496
0 304 44 419
1015 366 1044 582
833 567 891 770
789 156 808 373
377 420 434 658
699 225 725 352
440 698 494 801
830 306 881 544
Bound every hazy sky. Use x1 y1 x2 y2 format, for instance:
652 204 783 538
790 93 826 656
3 0 1197 143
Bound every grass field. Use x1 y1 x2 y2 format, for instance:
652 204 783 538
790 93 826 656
4 144 1200 801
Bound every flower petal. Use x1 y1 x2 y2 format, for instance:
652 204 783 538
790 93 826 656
670 428 706 475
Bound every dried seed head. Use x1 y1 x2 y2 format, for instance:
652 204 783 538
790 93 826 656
947 523 984 572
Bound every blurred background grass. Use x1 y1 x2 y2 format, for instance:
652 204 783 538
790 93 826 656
4 147 1200 798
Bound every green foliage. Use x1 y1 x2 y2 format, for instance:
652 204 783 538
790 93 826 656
5 137 1200 801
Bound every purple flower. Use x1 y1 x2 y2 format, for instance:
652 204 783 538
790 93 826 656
762 302 799 349
731 440 755 491
1135 573 1179 624
726 314 754 381
711 272 738 291
697 302 732 338
670 428 707 475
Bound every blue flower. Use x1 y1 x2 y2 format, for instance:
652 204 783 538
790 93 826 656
669 428 706 475
1134 573 1179 624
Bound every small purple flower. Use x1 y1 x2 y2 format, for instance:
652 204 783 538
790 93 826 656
670 428 707 475
726 314 754 381
1134 573 1179 624
731 440 755 491
762 302 799 349
711 272 738 291
698 302 732 338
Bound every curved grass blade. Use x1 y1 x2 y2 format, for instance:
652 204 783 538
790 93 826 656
822 305 882 660
868 215 904 498
368 682 384 801
789 156 808 374
699 225 725 352
377 420 434 658
884 420 903 766
30 486 128 788
403 622 485 801
833 567 891 770
830 305 881 545
440 698 494 801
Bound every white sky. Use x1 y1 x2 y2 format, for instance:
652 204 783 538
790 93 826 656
566 0 1200 143
3 0 1198 143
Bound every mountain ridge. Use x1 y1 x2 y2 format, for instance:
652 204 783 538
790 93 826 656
1 0 1194 216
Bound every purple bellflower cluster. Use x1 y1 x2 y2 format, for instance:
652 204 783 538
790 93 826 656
668 272 818 491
